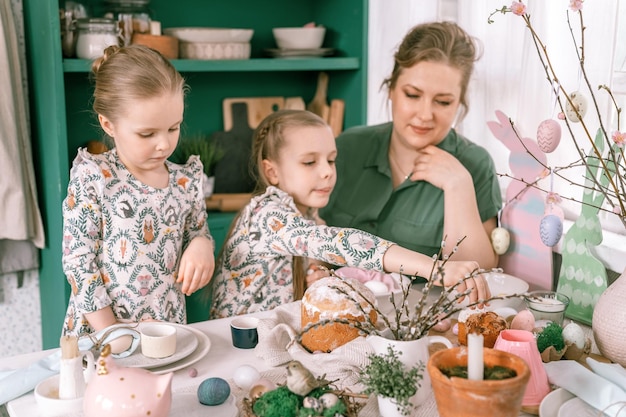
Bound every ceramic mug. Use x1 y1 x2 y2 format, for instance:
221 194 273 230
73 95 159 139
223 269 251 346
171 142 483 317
230 317 259 349
140 323 177 358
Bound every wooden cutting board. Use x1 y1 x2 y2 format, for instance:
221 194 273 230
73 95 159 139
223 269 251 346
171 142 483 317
222 97 284 131
307 72 330 121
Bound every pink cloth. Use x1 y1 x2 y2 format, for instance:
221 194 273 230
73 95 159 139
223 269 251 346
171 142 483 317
334 267 399 292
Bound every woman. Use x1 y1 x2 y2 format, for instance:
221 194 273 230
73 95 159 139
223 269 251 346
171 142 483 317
320 22 501 269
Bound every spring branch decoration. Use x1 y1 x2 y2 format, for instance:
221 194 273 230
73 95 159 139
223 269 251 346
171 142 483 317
488 1 625 229
298 238 525 342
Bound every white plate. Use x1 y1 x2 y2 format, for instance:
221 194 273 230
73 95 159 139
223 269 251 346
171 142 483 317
264 48 334 58
558 397 605 417
539 388 575 417
449 272 529 310
149 326 211 375
116 323 198 369
170 393 238 417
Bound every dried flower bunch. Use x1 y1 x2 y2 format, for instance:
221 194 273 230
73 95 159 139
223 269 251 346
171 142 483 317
489 0 625 229
299 238 525 342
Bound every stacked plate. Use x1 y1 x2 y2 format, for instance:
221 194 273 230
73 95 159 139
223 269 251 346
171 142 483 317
164 27 253 60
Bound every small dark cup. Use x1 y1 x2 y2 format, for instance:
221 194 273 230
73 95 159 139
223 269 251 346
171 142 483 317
230 317 259 349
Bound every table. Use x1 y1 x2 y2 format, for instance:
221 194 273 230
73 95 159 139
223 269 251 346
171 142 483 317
0 285 596 417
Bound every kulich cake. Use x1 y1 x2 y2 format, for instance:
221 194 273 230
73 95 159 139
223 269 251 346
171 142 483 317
457 310 507 348
300 276 377 353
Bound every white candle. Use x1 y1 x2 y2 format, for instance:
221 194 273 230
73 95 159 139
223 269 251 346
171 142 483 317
467 332 484 380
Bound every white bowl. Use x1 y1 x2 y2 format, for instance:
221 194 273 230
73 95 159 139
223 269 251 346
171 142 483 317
272 27 325 50
34 374 84 417
179 41 251 60
449 271 529 310
163 27 253 43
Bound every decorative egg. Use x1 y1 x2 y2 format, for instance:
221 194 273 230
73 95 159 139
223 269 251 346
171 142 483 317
537 119 562 153
319 392 340 408
364 280 389 295
562 322 586 349
510 309 536 332
539 214 563 247
565 91 588 122
233 365 261 391
431 318 452 333
197 377 230 406
491 227 510 255
302 396 323 413
249 378 277 399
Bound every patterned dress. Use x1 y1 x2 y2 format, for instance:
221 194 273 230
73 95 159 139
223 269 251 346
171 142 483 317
210 186 394 318
62 148 213 336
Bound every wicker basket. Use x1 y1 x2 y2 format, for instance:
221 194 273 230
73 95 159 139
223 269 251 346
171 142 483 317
131 33 179 59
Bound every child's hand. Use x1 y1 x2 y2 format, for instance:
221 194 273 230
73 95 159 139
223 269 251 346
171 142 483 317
177 236 215 296
434 260 491 305
306 263 331 286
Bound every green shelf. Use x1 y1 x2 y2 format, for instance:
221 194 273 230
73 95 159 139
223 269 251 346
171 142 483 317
64 57 360 73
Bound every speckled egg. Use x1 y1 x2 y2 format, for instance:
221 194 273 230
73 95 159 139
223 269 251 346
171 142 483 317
565 91 588 122
491 227 510 255
562 322 586 349
303 396 323 413
537 119 562 153
319 393 340 408
197 377 230 406
540 214 563 247
510 309 536 332
233 365 261 391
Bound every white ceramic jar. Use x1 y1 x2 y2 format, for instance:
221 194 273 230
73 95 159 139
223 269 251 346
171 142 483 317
75 18 119 59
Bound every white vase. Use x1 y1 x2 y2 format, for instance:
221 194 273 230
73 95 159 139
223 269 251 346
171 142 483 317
592 267 626 366
377 395 405 417
367 334 453 408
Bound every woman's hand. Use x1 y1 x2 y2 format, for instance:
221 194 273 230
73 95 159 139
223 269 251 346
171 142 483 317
408 145 472 191
433 260 491 305
177 236 216 296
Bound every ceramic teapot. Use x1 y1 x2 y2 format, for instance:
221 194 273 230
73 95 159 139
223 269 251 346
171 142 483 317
83 344 173 417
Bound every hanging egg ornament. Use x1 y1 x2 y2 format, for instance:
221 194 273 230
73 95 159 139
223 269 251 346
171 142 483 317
491 227 510 255
565 91 588 122
537 119 562 153
539 214 563 247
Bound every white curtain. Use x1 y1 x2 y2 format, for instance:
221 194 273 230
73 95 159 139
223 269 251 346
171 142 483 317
0 0 45 274
367 0 620 221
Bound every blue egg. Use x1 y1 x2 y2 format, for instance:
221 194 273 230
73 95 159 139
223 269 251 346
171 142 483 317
540 214 563 247
197 377 231 406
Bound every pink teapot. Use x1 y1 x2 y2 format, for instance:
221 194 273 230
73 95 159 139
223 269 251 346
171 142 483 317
83 344 173 417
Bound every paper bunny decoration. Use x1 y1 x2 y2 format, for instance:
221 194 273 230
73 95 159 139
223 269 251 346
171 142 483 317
487 110 553 290
555 129 609 324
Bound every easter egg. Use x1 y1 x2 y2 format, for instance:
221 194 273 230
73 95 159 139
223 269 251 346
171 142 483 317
233 365 261 391
510 309 536 332
562 322 586 349
565 91 588 122
537 119 561 153
491 227 510 255
364 280 389 295
197 377 230 406
319 393 340 408
539 214 563 247
249 378 277 399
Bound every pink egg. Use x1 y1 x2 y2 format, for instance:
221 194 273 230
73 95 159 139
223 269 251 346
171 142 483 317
537 119 561 153
510 310 535 331
540 214 563 247
431 318 452 333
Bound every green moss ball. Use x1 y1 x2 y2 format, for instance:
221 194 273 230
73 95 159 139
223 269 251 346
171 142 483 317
197 377 231 405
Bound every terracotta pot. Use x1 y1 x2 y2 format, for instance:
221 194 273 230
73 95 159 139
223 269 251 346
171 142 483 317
427 347 530 417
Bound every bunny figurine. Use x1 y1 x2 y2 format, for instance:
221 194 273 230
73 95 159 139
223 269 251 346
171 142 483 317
487 110 553 290
83 344 173 417
556 129 610 324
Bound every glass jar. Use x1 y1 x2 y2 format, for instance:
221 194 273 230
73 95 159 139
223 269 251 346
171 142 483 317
75 18 120 60
103 0 152 46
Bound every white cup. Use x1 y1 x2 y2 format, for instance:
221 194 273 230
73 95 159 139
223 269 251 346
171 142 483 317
140 323 177 358
34 372 86 417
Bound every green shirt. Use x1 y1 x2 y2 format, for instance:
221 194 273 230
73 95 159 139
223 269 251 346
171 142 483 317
320 122 502 257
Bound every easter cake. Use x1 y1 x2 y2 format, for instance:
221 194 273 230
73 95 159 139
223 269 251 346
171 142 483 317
300 276 377 353
457 309 507 348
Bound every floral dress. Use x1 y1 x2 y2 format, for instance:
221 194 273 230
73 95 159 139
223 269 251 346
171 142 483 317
210 186 394 318
62 148 212 336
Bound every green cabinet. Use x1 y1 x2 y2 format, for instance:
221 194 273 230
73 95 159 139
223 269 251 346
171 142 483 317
23 0 368 348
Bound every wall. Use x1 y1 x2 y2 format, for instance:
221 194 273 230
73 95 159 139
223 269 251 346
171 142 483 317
0 271 42 356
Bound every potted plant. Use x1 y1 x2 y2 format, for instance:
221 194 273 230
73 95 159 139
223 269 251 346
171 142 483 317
170 134 223 198
359 344 424 417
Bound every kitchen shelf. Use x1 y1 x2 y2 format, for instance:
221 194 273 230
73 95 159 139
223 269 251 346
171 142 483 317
63 57 361 73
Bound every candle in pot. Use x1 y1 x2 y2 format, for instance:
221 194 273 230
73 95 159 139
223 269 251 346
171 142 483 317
467 332 484 380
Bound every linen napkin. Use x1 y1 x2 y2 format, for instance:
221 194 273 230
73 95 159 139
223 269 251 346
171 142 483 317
254 302 374 390
544 359 626 417
0 325 140 405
